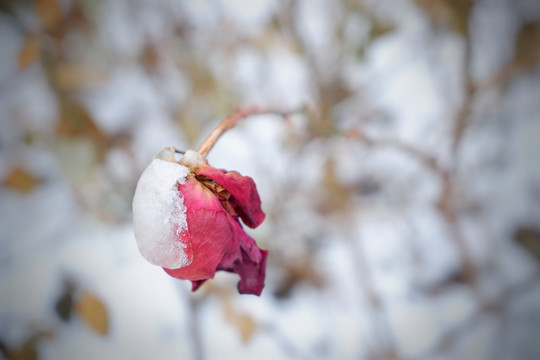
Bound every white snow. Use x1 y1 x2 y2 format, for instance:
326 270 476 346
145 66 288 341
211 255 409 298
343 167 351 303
132 158 191 269
180 149 205 168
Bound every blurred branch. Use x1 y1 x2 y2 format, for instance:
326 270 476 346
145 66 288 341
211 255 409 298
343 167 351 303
418 271 540 360
261 323 314 360
179 285 205 360
349 235 401 360
451 33 475 156
348 129 478 285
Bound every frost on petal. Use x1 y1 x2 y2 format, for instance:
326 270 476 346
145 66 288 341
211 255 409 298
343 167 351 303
196 166 265 228
133 159 193 269
163 209 234 280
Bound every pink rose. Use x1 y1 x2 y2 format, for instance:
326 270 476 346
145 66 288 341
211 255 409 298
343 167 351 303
133 150 267 295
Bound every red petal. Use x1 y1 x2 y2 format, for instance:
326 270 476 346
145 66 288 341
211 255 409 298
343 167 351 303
196 165 265 228
164 209 233 280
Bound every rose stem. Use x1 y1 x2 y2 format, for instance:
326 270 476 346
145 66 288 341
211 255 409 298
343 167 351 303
197 108 252 157
196 107 304 158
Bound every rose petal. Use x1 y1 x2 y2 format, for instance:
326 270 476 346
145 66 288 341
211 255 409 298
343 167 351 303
196 165 265 228
180 178 223 213
234 248 268 295
164 209 233 280
218 218 268 295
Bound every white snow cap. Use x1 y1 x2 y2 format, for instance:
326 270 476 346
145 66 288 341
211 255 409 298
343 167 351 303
132 158 192 269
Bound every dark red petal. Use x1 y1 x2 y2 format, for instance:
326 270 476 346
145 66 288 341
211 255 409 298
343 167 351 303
218 217 267 295
163 209 233 281
196 165 265 228
235 248 268 295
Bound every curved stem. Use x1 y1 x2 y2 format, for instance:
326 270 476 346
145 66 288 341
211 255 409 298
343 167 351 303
196 107 304 157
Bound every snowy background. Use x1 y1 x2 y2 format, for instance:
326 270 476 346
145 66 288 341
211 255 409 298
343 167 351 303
1 0 540 359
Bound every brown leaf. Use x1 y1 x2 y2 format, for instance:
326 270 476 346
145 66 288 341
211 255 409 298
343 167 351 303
35 0 62 30
56 65 106 91
55 280 76 322
3 168 41 193
514 226 540 262
75 291 109 335
17 34 40 70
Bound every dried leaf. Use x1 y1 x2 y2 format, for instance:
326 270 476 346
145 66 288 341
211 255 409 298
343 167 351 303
514 226 540 262
316 158 351 214
3 330 55 360
35 0 62 30
3 168 41 193
57 101 110 161
55 280 76 322
223 300 258 343
273 255 325 299
17 34 40 70
514 22 540 68
13 337 38 360
448 0 473 36
415 0 473 36
75 291 109 335
56 65 105 91
369 19 395 43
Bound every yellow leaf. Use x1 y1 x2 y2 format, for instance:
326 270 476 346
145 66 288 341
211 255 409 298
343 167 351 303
236 314 257 343
75 291 109 335
17 34 40 70
3 167 41 193
35 0 62 30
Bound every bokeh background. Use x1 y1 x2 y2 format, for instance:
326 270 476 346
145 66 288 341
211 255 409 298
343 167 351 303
1 0 540 359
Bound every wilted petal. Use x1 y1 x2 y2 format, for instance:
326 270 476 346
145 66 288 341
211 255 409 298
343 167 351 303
196 165 265 228
191 279 207 292
234 248 268 295
217 218 268 295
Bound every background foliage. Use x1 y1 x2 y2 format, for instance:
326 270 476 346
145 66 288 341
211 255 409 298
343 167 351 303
1 0 540 359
